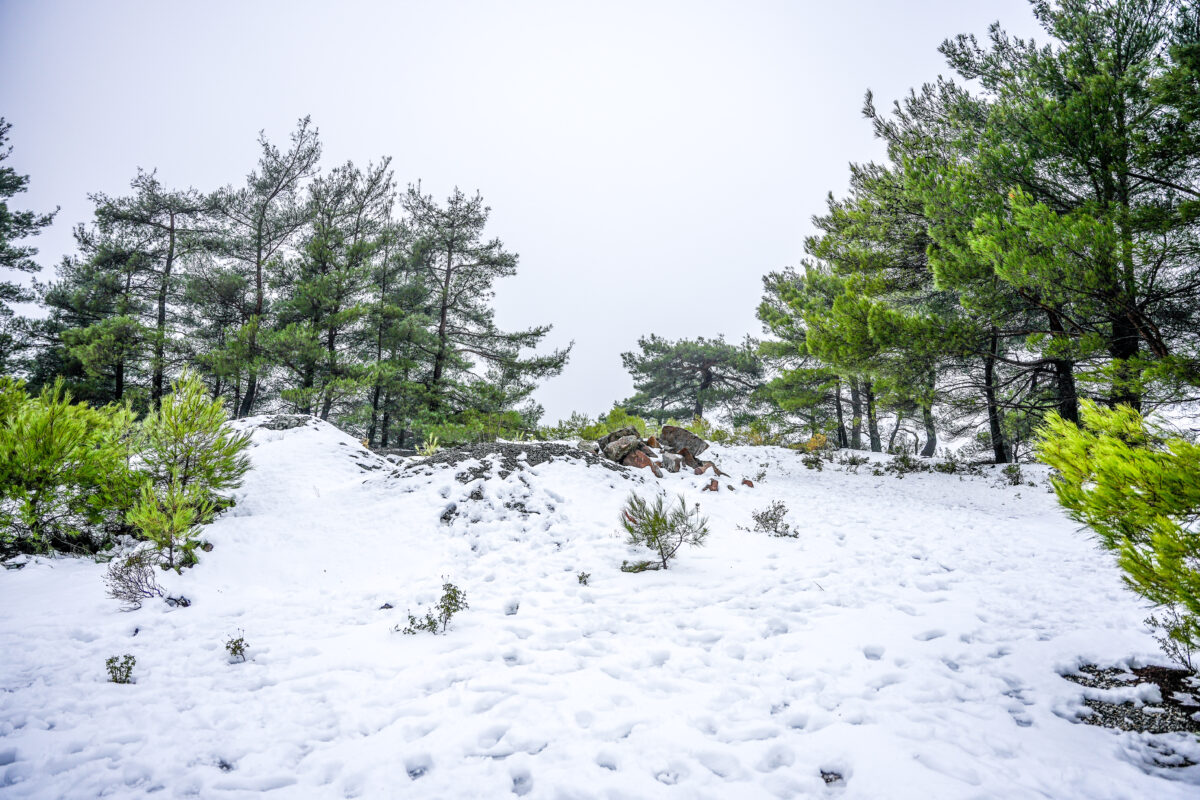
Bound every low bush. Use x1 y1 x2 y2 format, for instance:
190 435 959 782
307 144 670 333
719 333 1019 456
747 500 797 538
1001 463 1024 486
801 451 824 471
835 452 869 473
106 654 135 684
620 492 709 570
577 571 590 586
884 452 931 477
400 580 469 634
225 632 249 662
104 552 164 610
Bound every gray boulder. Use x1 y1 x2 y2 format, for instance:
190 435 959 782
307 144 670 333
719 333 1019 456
596 426 639 452
659 425 709 457
603 434 641 462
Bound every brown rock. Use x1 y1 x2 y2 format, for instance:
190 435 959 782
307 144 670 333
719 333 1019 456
604 434 641 462
694 463 711 475
647 435 660 449
701 478 720 492
622 448 663 478
741 478 754 488
659 425 709 457
678 448 700 468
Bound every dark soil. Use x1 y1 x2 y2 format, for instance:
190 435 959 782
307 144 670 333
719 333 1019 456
398 441 629 483
1063 664 1200 737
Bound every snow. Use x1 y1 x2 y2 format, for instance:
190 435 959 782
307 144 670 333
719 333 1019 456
2 417 1198 798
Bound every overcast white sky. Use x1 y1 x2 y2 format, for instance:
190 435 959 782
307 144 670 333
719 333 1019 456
1 0 1041 422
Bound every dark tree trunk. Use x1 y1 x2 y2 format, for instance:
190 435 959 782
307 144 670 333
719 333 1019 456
151 213 175 408
887 412 904 452
1109 314 1142 411
983 332 1009 464
864 379 881 452
833 378 848 449
848 378 863 450
1047 311 1079 424
693 367 713 419
920 403 937 457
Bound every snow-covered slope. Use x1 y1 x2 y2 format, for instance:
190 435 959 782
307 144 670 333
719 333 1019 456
1 417 1196 799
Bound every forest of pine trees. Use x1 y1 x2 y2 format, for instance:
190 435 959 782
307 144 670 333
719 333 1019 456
1 117 571 448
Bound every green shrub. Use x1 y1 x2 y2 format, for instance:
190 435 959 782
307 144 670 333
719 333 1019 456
136 371 251 524
619 492 709 570
1037 400 1200 672
0 379 137 555
748 500 797 537
1001 463 1024 486
106 654 135 684
579 408 651 441
884 452 931 477
801 451 824 471
225 632 249 662
577 571 590 586
400 580 468 634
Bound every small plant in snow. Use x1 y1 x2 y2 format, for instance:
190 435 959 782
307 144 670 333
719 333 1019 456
885 452 931 477
400 580 468 634
577 571 590 586
835 452 869 473
619 492 709 570
801 451 824 471
417 435 440 457
748 500 798 538
225 631 248 662
1146 606 1196 673
104 551 164 610
106 654 135 684
1001 463 1024 486
754 462 769 483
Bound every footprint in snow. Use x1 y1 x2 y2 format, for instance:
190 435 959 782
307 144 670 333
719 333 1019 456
862 645 885 661
914 629 946 641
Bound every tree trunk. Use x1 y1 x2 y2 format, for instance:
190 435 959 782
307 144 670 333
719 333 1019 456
983 332 1009 463
887 412 904 452
1047 310 1079 424
693 368 713 419
848 378 863 450
864 379 881 452
151 213 175 408
920 403 937 457
833 378 848 449
429 244 454 403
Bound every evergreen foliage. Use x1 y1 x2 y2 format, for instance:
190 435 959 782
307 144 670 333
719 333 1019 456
1038 400 1200 671
619 492 709 570
0 379 137 555
620 334 762 424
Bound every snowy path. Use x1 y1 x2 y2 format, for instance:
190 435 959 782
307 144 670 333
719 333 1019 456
1 419 1197 798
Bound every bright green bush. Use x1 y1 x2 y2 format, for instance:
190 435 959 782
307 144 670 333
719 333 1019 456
136 371 251 521
1037 400 1200 672
578 408 651 441
131 371 251 567
0 379 137 554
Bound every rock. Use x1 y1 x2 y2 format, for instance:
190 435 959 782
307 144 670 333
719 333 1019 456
622 449 663 478
604 434 642 462
577 439 599 455
700 461 729 478
701 478 720 491
647 435 660 449
379 603 393 610
596 426 639 452
659 425 709 456
741 478 754 488
677 447 700 468
726 484 735 491
661 452 682 473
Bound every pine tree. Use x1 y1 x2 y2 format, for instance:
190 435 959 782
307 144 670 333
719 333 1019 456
217 117 322 418
620 334 762 424
0 118 58 374
402 185 570 418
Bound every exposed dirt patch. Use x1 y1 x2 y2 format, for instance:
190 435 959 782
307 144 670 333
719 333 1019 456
1063 664 1200 737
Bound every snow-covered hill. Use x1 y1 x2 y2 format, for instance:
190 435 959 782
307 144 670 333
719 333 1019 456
1 417 1197 798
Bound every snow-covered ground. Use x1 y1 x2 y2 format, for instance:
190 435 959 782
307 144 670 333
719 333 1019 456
2 417 1197 799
